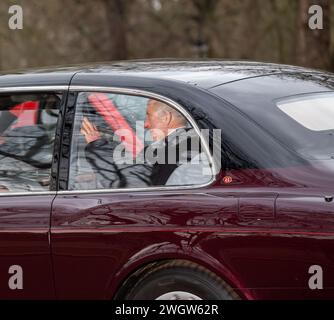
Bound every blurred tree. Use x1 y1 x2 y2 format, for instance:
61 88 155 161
0 0 333 71
103 0 129 60
188 0 219 57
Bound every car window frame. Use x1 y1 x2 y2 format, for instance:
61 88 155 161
58 86 217 194
0 86 68 197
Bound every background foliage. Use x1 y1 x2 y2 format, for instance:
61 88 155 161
0 0 333 71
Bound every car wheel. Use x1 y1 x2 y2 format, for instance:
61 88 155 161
124 260 240 300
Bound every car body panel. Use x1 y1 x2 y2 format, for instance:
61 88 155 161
0 194 56 299
51 190 240 299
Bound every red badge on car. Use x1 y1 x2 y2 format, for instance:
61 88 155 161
223 176 233 184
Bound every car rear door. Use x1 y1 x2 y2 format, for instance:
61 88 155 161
50 87 232 299
0 88 66 299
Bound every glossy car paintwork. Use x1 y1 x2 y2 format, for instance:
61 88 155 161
51 190 239 299
0 194 55 299
0 60 334 299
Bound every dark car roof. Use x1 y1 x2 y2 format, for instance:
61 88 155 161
210 65 334 115
0 59 331 90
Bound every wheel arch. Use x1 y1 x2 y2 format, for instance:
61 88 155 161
109 252 252 300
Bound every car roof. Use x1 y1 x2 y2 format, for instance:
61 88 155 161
0 59 330 89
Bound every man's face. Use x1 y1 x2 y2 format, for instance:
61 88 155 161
144 100 169 141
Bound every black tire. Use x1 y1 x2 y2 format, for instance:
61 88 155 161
124 260 240 300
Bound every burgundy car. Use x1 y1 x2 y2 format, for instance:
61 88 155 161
0 60 333 300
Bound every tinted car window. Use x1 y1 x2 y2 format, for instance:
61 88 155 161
0 92 61 192
69 92 212 190
276 93 334 160
211 78 334 168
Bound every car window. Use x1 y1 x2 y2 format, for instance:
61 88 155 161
277 94 334 131
274 92 334 160
68 91 212 190
0 92 61 192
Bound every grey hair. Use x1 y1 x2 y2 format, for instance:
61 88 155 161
150 99 187 126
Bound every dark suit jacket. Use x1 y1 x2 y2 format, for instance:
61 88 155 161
84 128 201 188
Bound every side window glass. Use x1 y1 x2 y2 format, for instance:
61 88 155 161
69 92 212 190
0 92 61 192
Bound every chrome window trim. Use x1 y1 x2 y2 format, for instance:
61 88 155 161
62 85 218 195
0 191 57 197
0 86 68 92
0 86 66 196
